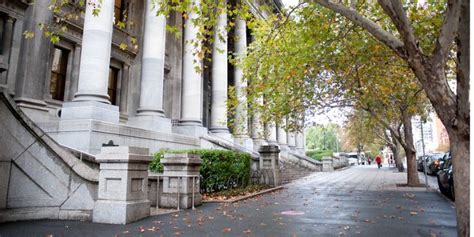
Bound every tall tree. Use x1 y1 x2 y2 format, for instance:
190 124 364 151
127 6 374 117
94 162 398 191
243 2 468 234
310 1 469 234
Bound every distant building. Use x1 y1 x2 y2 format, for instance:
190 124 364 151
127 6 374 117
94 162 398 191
412 113 450 155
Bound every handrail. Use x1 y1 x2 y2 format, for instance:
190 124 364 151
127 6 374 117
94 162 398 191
59 143 98 163
200 135 260 159
155 174 200 211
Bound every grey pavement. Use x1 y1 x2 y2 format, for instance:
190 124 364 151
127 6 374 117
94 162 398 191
0 165 457 237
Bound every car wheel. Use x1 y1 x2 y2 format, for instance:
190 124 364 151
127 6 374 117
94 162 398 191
449 185 455 201
437 177 447 196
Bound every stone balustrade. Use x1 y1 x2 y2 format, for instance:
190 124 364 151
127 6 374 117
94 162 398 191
93 146 152 224
160 153 202 209
258 145 281 186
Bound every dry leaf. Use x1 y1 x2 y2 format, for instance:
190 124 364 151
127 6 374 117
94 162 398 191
222 227 232 233
243 229 252 234
410 212 418 215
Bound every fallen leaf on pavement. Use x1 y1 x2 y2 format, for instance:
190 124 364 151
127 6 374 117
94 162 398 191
243 229 252 234
222 227 232 233
410 212 418 216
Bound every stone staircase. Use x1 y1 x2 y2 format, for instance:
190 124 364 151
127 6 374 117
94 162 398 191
279 159 316 184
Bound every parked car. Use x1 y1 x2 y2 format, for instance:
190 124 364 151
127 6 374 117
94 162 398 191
417 155 429 172
347 157 358 165
438 152 451 171
426 153 446 175
437 152 454 201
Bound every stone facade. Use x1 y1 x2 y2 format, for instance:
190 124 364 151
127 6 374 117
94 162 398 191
0 1 322 223
0 0 308 157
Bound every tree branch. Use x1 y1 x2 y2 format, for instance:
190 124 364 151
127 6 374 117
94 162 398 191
313 0 407 58
377 0 419 57
432 0 462 64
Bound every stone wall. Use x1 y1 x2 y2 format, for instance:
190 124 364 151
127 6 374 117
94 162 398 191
0 90 98 222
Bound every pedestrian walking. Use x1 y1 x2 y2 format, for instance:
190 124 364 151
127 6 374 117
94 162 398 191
375 155 382 169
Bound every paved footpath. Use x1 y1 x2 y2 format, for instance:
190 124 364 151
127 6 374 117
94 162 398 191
0 165 457 237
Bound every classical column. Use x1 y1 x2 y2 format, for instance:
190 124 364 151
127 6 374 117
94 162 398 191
296 131 305 154
129 0 171 132
14 0 52 122
251 98 266 150
61 0 119 124
233 18 252 150
266 122 278 145
287 131 296 150
73 0 115 103
209 7 231 139
174 0 207 137
277 121 288 150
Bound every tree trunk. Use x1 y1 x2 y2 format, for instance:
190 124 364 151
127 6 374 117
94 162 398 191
452 0 470 235
450 134 469 236
391 134 404 172
401 109 420 186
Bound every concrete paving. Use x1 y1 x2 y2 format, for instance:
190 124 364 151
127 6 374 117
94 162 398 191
0 165 457 237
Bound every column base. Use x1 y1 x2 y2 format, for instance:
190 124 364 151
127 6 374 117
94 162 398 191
93 199 150 224
278 144 289 157
128 115 172 133
173 123 208 138
60 101 119 124
234 136 254 151
209 128 233 141
15 97 50 122
266 139 279 146
252 138 267 152
296 148 305 155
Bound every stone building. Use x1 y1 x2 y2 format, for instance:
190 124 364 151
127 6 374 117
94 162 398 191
0 0 305 156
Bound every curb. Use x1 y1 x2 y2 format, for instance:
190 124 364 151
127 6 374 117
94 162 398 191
202 186 285 204
335 166 352 171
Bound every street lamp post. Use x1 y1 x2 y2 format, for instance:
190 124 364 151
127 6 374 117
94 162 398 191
420 118 428 191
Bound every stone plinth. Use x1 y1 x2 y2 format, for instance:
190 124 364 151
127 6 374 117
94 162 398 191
258 145 281 186
93 146 151 224
128 115 172 133
322 157 333 172
61 101 119 123
160 153 202 209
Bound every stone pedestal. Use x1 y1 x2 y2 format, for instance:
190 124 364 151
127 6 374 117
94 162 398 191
93 146 151 224
235 136 254 151
128 115 172 133
61 101 119 123
160 153 202 209
258 145 280 186
322 156 333 172
173 124 208 138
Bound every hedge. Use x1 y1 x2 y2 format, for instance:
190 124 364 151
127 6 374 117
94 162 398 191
149 149 252 193
306 149 333 161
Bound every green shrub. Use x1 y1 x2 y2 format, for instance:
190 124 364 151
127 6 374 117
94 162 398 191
306 149 333 161
149 150 166 173
149 149 251 193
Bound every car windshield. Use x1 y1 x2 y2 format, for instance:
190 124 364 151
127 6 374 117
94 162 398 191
431 153 444 160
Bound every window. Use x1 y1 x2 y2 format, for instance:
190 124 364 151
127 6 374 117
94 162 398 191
114 0 126 22
50 47 69 101
108 67 119 105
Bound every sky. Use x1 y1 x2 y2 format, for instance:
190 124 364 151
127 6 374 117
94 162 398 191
281 0 299 8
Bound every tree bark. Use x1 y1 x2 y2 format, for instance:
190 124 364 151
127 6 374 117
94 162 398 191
452 0 470 235
400 108 420 186
391 133 405 172
384 129 405 172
